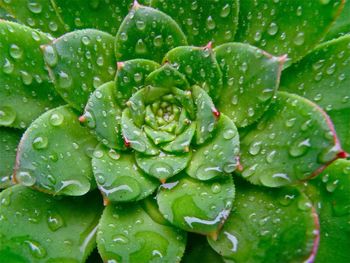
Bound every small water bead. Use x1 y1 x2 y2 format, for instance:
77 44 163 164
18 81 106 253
136 20 146 31
27 2 42 14
289 138 311 157
108 149 121 160
93 149 104 159
112 234 129 244
9 44 23 59
81 36 91 46
0 106 16 126
17 171 36 186
135 39 147 54
24 240 47 259
220 4 231 18
149 162 174 179
211 183 222 194
326 179 339 193
293 32 305 46
2 58 14 74
32 136 48 150
47 210 64 231
20 71 33 85
267 22 278 36
206 16 216 30
49 112 64 126
58 71 73 89
248 141 262 156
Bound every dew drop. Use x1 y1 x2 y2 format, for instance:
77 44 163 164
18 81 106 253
24 240 46 259
17 171 36 186
223 129 236 140
267 22 278 36
32 136 48 150
27 2 42 14
47 210 64 231
220 4 231 18
112 234 129 244
248 141 262 156
288 138 311 157
293 32 305 46
2 58 14 74
49 112 64 126
58 71 72 89
9 44 23 59
135 39 147 54
150 162 174 180
0 106 16 126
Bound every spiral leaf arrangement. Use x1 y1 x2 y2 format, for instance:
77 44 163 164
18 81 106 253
0 0 349 262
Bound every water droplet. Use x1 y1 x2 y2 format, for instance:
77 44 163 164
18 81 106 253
223 162 237 173
108 149 121 160
47 210 64 231
289 138 311 157
49 112 64 126
294 32 305 46
32 136 48 150
153 35 163 47
150 162 174 180
223 129 236 140
43 45 58 67
195 164 222 180
135 39 147 54
136 20 146 31
220 4 231 18
112 234 129 244
266 150 276 163
248 141 262 156
24 240 46 259
267 22 278 36
17 170 36 186
211 183 221 194
326 179 339 193
206 16 216 30
9 44 23 59
297 199 312 211
20 71 33 85
242 164 258 178
58 71 72 89
84 111 96 128
2 58 14 74
27 2 42 14
81 36 91 45
0 106 16 126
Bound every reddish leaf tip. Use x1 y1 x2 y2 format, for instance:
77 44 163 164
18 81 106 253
124 137 131 147
212 108 220 118
78 115 86 123
103 197 110 206
117 62 124 70
204 41 213 49
337 151 349 159
160 178 166 184
132 0 141 9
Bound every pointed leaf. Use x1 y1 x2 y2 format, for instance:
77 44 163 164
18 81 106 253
162 122 196 153
151 0 239 46
325 1 350 41
157 174 235 235
42 29 116 111
208 179 318 262
215 43 284 127
144 126 176 145
14 105 98 196
0 21 64 128
164 46 223 102
239 91 343 187
92 144 159 203
135 151 191 181
281 35 350 152
0 185 103 262
303 159 350 263
0 0 66 36
83 81 125 150
97 202 187 262
0 127 22 189
121 108 159 155
115 59 160 106
115 4 187 63
145 63 190 90
187 114 239 181
236 0 345 62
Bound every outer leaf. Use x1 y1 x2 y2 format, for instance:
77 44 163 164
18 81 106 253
151 0 239 46
187 114 240 181
0 185 103 263
136 151 191 182
97 203 187 262
92 144 159 203
0 21 64 128
42 29 116 111
83 81 125 150
303 159 350 263
157 174 235 235
14 106 98 196
54 0 133 35
236 0 345 63
115 4 187 63
115 59 160 106
281 35 350 152
239 91 343 187
0 127 22 188
0 0 66 36
215 43 284 127
325 0 350 40
163 45 223 102
208 179 318 263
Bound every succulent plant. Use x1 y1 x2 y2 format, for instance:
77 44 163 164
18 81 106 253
0 0 349 262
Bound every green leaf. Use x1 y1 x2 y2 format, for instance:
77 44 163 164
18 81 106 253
97 202 187 262
157 174 235 235
324 0 350 41
187 114 239 181
0 185 103 263
14 105 98 196
145 63 190 90
0 0 66 37
281 35 350 152
135 151 191 182
192 85 218 145
302 159 350 263
236 0 345 63
208 179 318 262
42 29 116 111
92 144 159 203
215 42 284 127
182 234 224 263
161 122 196 153
82 81 125 150
53 0 133 35
163 45 223 102
0 21 64 128
115 3 187 63
239 91 343 187
0 127 22 189
115 59 160 106
121 108 159 155
151 0 239 46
